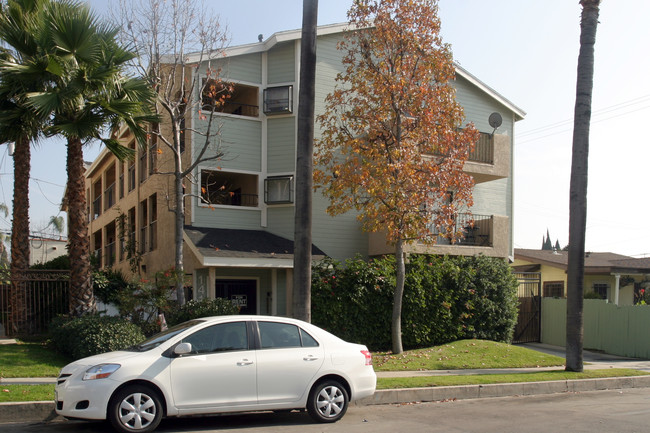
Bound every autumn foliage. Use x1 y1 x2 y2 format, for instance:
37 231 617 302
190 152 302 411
315 0 479 244
315 0 479 354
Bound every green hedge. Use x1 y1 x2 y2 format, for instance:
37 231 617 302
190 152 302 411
50 315 145 359
166 298 240 326
312 255 519 351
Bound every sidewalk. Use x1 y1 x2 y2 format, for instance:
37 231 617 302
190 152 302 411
3 342 650 424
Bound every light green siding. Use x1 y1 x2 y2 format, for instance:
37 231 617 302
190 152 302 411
268 42 295 84
314 34 345 136
195 117 262 172
193 206 260 230
267 117 295 173
454 75 515 135
216 53 263 84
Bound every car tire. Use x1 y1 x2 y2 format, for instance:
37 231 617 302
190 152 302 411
108 385 163 433
306 380 349 423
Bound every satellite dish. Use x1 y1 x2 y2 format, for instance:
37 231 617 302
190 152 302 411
488 112 502 129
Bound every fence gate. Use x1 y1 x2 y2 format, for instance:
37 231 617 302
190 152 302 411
513 272 541 344
0 269 70 337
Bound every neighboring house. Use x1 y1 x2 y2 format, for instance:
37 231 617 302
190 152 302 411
29 236 67 267
85 23 525 315
512 248 650 306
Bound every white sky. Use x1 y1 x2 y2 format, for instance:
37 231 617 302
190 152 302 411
1 0 648 257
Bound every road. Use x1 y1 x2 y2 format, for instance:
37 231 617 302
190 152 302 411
3 388 650 432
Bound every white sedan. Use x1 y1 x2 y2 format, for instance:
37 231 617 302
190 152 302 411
55 315 377 433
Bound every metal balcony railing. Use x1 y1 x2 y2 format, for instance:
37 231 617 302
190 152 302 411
430 213 492 247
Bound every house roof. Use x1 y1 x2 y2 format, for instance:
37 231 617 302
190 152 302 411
181 22 526 121
184 226 325 268
514 248 650 275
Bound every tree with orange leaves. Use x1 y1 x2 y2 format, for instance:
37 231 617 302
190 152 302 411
315 0 479 354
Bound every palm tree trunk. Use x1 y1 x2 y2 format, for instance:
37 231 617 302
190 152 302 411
67 137 95 317
292 0 318 322
566 0 600 372
392 238 405 354
9 135 30 335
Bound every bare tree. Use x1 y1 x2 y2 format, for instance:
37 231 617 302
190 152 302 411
292 0 318 322
116 0 230 304
566 0 601 372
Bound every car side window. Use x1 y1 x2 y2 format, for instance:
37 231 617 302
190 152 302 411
182 321 248 354
258 322 302 349
300 328 319 347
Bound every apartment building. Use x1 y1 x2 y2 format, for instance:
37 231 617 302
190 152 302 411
85 23 525 315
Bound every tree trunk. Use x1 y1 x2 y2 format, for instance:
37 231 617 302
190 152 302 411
67 137 95 317
566 0 600 372
292 0 318 322
392 239 405 354
174 169 186 305
9 135 30 335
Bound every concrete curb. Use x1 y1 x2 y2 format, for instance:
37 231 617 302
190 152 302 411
353 375 650 406
3 376 650 424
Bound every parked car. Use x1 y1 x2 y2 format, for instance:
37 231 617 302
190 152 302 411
55 315 377 433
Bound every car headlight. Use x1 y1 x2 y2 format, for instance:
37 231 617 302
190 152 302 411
83 364 121 381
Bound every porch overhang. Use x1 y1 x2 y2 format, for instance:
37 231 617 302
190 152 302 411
184 226 326 269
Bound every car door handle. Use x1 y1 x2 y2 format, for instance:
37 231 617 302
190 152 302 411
237 359 254 366
303 355 319 361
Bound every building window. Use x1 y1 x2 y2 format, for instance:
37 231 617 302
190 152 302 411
139 148 147 183
593 283 609 300
264 175 293 204
200 169 258 207
263 85 293 115
140 199 148 254
543 281 564 298
149 194 157 252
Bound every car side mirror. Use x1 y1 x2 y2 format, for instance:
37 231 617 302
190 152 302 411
174 342 192 356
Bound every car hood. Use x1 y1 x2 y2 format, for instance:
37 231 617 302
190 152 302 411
61 350 143 373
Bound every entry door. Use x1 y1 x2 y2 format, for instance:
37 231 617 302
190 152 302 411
215 279 257 315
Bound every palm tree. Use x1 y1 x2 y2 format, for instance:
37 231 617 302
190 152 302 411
0 0 51 334
566 0 601 372
292 0 318 322
25 1 156 317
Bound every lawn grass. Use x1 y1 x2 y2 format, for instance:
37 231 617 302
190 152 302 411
0 384 54 402
373 339 566 371
0 341 69 378
376 368 649 389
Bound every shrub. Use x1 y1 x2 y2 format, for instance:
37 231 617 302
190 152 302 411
93 269 134 305
166 298 239 327
312 254 519 351
50 315 145 359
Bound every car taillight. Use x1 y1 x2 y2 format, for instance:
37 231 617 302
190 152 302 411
361 349 372 366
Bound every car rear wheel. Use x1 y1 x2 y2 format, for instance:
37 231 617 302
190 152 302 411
108 385 163 433
307 380 349 423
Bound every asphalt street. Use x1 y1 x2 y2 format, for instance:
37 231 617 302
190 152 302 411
2 388 650 433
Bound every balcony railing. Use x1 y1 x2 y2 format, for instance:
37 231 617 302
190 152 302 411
92 196 102 220
104 242 115 267
430 213 492 247
104 183 115 211
206 193 259 207
149 221 157 252
468 133 494 164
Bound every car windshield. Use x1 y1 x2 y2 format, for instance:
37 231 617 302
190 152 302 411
127 320 205 352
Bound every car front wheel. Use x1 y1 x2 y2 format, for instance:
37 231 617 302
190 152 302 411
108 385 163 433
307 380 349 423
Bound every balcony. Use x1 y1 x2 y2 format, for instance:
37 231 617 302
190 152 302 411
200 170 259 208
368 214 510 258
104 183 115 211
92 196 102 220
463 132 510 183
